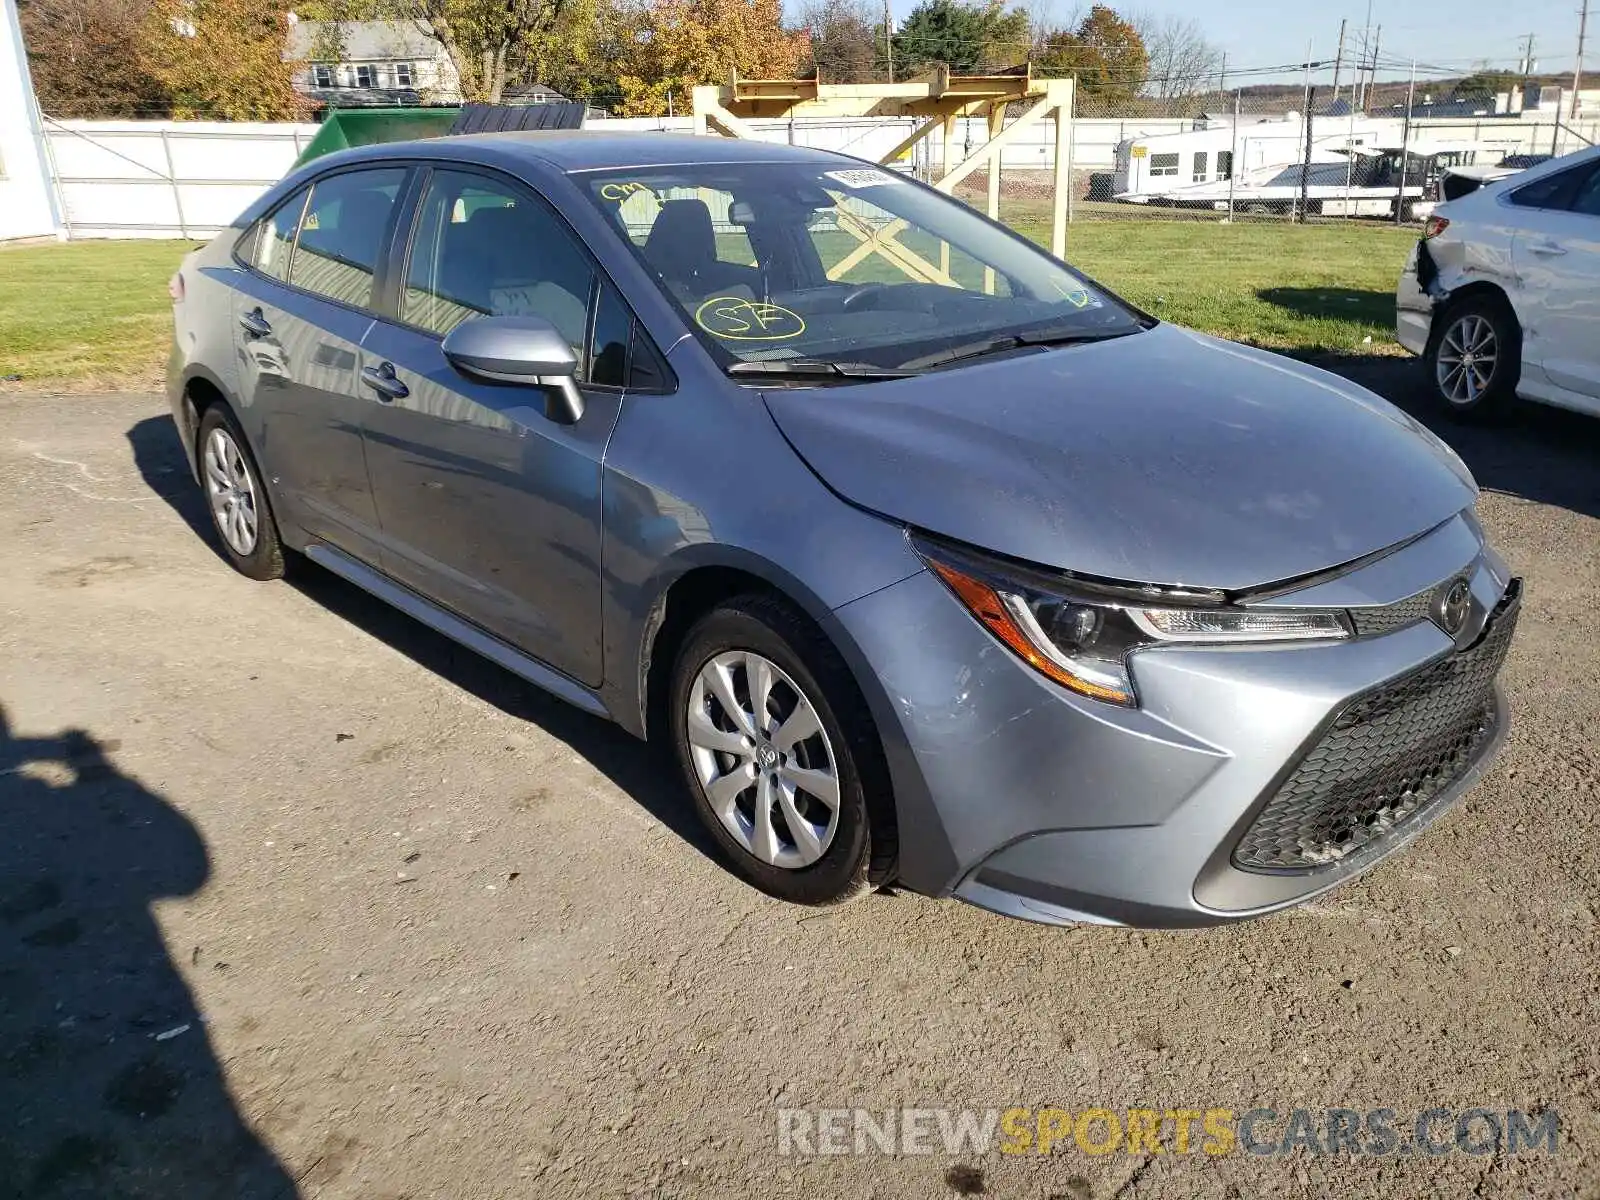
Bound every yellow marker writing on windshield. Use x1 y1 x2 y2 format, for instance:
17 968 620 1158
695 297 806 341
599 181 653 202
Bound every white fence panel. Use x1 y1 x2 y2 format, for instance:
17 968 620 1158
44 120 317 239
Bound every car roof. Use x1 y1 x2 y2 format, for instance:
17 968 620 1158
322 130 853 175
1441 141 1600 211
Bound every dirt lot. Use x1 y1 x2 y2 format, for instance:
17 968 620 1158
2 368 1597 1199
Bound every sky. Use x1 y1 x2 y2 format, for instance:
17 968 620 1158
884 0 1590 88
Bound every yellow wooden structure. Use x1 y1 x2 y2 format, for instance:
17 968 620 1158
691 67 1075 261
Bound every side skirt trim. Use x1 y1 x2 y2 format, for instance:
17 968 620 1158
304 543 611 720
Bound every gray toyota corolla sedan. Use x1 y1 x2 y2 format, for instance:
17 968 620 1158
167 131 1519 926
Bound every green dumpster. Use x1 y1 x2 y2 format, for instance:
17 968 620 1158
293 107 462 168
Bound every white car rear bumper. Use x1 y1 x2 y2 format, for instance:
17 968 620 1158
1395 244 1433 357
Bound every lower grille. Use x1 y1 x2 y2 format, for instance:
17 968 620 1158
1233 580 1519 873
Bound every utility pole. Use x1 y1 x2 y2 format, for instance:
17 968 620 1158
1367 25 1382 109
1332 19 1348 105
1301 84 1318 223
1573 0 1590 140
1519 32 1538 110
1299 42 1315 223
1355 0 1373 109
1218 51 1227 104
1228 88 1239 221
1395 58 1417 225
884 0 894 84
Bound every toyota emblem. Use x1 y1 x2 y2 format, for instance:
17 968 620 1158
1436 578 1472 635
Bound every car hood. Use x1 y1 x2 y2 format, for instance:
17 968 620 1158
763 324 1477 592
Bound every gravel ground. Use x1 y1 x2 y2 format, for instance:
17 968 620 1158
1 368 1597 1200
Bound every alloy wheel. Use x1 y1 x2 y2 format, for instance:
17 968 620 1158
203 427 259 556
1436 313 1498 406
685 651 841 869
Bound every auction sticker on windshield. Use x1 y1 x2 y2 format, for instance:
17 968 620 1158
824 168 900 189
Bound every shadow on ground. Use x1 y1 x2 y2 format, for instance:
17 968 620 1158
124 416 717 867
1308 353 1600 523
0 705 296 1199
1258 286 1397 331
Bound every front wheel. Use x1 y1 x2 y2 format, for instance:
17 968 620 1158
668 595 893 906
1426 296 1520 422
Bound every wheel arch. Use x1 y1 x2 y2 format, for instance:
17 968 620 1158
632 546 851 743
1428 279 1524 351
171 365 236 477
629 546 906 886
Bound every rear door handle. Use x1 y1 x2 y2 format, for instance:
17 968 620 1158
361 362 409 401
238 307 272 337
1527 239 1568 256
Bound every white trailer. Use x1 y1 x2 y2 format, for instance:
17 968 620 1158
1111 116 1403 203
1134 141 1516 219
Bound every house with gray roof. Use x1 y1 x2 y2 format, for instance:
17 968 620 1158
285 17 461 106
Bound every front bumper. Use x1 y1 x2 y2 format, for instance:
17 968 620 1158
833 512 1516 927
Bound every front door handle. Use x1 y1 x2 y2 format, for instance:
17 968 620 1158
238 307 272 338
361 362 410 401
1527 239 1568 257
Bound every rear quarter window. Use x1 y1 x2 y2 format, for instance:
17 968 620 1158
250 187 310 282
1507 163 1596 211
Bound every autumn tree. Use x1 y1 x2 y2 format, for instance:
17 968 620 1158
142 0 307 119
17 0 168 118
1453 69 1518 103
1036 4 1146 108
891 0 1029 77
611 0 810 116
795 0 880 84
354 0 572 103
1133 11 1221 102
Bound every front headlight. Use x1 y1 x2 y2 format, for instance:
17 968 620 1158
913 536 1351 708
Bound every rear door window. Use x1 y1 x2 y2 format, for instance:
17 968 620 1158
287 168 408 308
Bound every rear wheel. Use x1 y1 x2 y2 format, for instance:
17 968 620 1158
197 406 286 580
669 595 893 906
1426 295 1520 421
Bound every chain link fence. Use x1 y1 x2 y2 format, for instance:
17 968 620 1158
1068 104 1599 228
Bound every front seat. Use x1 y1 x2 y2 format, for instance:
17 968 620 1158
640 199 756 299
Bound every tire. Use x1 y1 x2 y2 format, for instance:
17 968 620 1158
1425 294 1520 422
195 405 287 580
669 594 895 906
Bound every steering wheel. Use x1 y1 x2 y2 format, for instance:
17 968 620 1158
839 282 892 312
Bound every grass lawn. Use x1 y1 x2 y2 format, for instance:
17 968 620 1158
1016 217 1413 354
0 240 196 392
0 220 1413 392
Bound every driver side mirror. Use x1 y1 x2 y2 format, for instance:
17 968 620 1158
441 314 585 425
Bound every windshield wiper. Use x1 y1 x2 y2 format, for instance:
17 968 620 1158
906 326 1138 372
726 359 920 381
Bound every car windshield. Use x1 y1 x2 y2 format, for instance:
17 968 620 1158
578 161 1144 374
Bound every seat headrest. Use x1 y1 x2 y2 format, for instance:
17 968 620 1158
464 204 523 242
642 199 718 281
